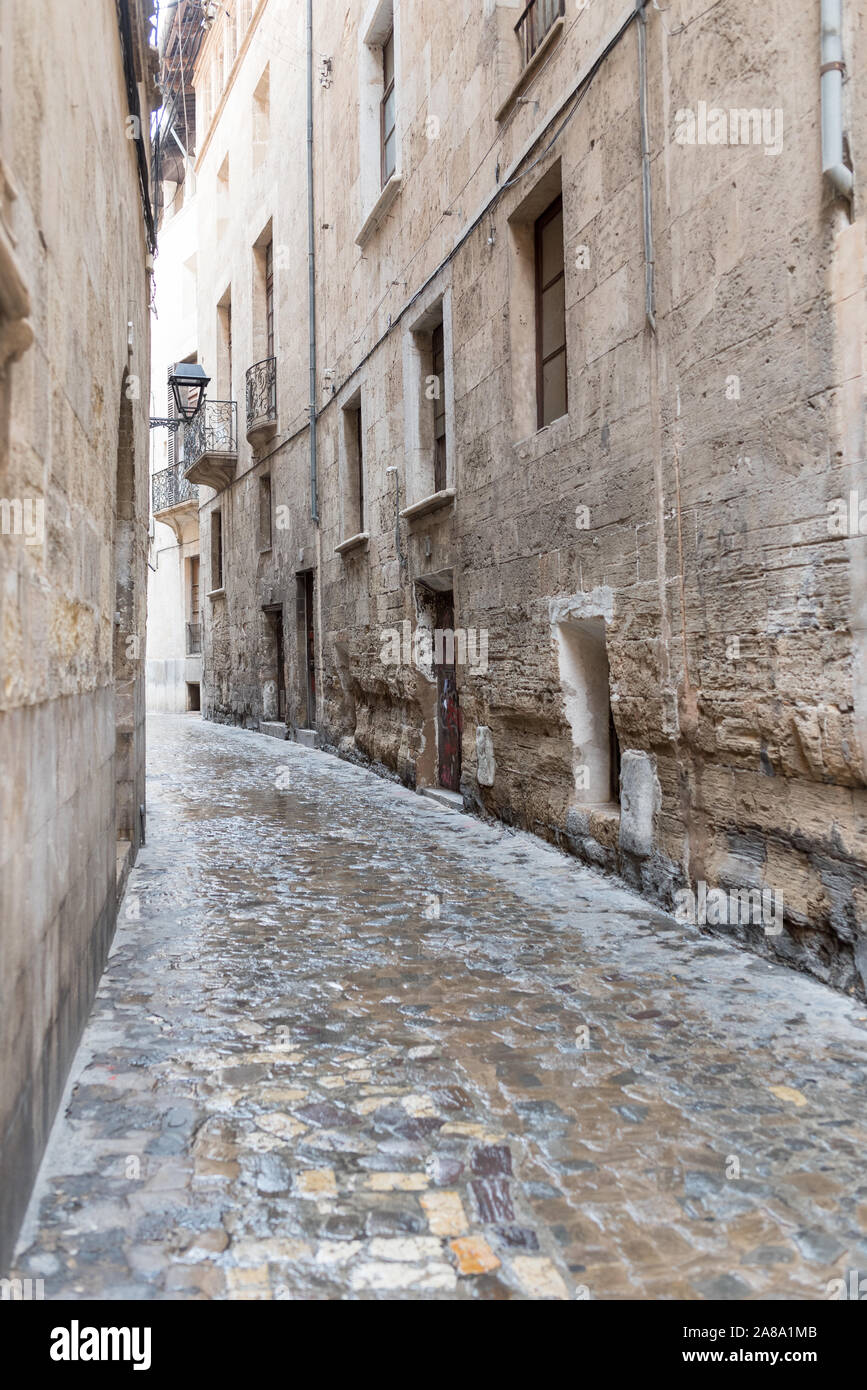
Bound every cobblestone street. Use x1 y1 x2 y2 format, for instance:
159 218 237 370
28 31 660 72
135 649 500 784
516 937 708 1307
14 714 867 1301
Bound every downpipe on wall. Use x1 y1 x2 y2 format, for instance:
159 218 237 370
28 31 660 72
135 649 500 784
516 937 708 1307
307 0 319 522
637 0 656 333
821 0 853 201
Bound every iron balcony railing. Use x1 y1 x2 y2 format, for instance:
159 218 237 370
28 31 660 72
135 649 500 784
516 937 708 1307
152 465 198 514
246 356 277 427
183 399 237 466
515 0 564 68
186 621 202 655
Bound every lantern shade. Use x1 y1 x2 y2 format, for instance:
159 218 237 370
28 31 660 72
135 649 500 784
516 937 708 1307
169 363 210 421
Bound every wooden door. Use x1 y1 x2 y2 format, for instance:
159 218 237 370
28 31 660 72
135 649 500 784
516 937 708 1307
275 612 286 721
435 593 461 792
305 570 315 727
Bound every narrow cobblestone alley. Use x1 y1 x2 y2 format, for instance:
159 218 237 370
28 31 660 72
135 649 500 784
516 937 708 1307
14 714 867 1301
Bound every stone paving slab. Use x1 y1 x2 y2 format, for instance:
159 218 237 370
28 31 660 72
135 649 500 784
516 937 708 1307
13 714 867 1299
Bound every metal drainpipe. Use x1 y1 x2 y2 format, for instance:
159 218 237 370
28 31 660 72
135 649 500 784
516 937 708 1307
307 0 320 521
637 0 656 333
821 0 853 199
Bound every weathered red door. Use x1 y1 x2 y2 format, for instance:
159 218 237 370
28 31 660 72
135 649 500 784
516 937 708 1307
436 594 461 791
275 613 286 721
305 570 316 727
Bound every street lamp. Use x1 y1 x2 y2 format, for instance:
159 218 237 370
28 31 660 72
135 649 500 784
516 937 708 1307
150 363 211 431
169 363 210 421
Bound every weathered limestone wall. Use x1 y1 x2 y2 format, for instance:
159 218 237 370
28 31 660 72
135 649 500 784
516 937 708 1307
193 0 317 731
196 0 867 994
309 0 867 991
0 0 155 1269
147 187 200 713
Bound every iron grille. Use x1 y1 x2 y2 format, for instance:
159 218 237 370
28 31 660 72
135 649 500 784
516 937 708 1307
183 400 238 465
515 0 564 69
152 465 198 514
186 622 202 655
246 357 277 427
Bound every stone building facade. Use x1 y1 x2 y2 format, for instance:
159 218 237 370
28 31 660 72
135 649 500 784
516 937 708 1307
148 0 203 715
147 180 203 713
191 0 867 993
190 0 318 734
0 0 156 1269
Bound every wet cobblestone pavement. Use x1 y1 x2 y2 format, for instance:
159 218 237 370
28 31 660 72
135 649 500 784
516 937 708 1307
15 713 867 1300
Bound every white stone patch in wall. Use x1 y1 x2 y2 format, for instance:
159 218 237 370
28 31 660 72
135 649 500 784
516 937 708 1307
350 1260 456 1292
262 679 278 721
549 588 615 629
476 725 496 787
552 599 615 806
314 1241 362 1266
413 586 438 683
368 1236 442 1262
618 751 661 860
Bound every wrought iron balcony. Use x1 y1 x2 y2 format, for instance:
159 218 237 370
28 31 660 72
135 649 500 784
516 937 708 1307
182 399 238 491
515 0 564 69
152 464 198 517
246 356 278 448
186 621 202 656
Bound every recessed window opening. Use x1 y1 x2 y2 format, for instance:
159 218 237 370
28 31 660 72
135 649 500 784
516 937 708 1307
431 321 447 493
555 617 618 807
381 28 396 186
259 474 272 550
340 393 366 538
211 509 223 590
535 194 567 428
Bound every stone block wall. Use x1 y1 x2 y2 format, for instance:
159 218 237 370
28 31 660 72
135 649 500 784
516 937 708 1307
0 0 154 1269
196 0 867 994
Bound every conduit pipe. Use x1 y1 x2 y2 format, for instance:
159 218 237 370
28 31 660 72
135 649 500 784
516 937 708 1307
306 0 320 521
821 0 853 199
637 0 656 333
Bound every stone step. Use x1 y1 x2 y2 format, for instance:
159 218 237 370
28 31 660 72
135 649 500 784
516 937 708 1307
259 721 288 740
295 728 320 750
420 787 464 812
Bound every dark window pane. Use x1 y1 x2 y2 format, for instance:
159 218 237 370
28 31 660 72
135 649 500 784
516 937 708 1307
381 28 396 187
355 407 364 529
540 207 564 286
542 351 567 426
434 434 447 493
540 279 566 360
517 0 564 67
535 195 567 430
265 241 274 358
383 31 394 87
383 131 396 182
383 87 395 138
431 321 446 484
